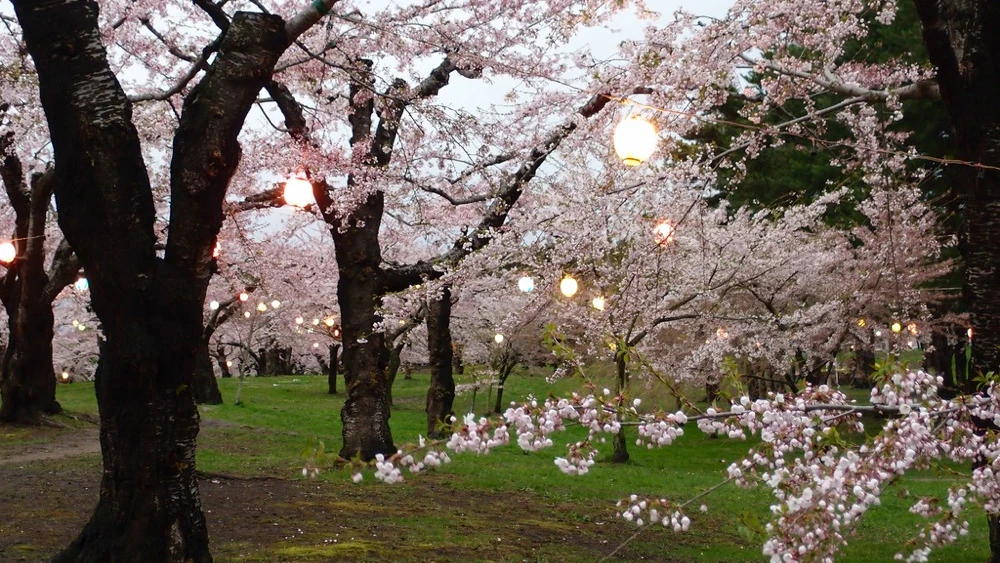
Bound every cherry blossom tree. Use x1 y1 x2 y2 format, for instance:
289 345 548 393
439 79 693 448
6 0 346 559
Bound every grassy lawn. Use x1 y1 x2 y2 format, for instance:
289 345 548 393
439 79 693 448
47 368 990 563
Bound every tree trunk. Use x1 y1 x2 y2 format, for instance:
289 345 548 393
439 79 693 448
452 342 464 375
493 361 516 415
331 193 396 461
327 344 339 394
386 341 405 407
426 286 455 437
216 344 232 378
611 353 630 463
914 2 1000 559
192 342 222 405
0 167 63 422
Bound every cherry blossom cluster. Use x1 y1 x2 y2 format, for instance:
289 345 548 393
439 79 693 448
616 495 692 530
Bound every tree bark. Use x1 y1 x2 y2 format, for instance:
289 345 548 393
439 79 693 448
331 193 396 461
327 343 339 394
13 3 287 561
611 352 630 463
426 286 455 437
0 170 61 422
913 2 1000 559
193 344 222 404
216 344 232 379
386 340 406 407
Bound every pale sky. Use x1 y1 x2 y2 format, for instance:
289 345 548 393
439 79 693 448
434 0 735 111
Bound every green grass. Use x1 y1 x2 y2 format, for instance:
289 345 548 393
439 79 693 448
53 369 991 562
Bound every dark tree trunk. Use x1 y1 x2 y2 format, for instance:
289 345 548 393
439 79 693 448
492 358 517 415
426 286 455 438
852 343 876 389
0 171 61 422
452 341 464 375
611 352 629 464
327 344 339 394
331 193 396 461
12 3 287 561
386 340 405 407
216 344 232 379
192 343 222 405
913 2 1000 559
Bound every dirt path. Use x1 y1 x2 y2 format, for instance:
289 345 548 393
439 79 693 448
0 426 100 466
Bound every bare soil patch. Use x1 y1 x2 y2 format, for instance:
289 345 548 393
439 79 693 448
0 422 681 563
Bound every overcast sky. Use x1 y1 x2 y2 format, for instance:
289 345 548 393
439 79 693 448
434 0 735 110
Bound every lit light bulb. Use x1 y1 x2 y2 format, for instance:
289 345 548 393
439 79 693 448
271 300 281 309
494 333 504 344
244 311 251 318
312 318 320 326
324 317 335 327
613 115 658 166
891 322 902 334
210 300 220 311
517 276 535 293
239 292 249 302
72 320 79 327
78 324 86 331
653 219 675 246
226 360 233 368
592 296 606 311
295 316 304 325
284 172 315 208
61 371 69 381
312 342 320 349
257 302 267 312
0 241 15 264
559 276 579 298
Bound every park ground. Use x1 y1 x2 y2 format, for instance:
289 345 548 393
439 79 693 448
0 369 992 562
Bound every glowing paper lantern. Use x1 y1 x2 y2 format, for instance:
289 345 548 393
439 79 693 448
592 296 606 311
239 292 249 302
613 115 658 166
517 276 535 293
61 371 70 381
271 300 281 309
75 277 89 291
243 311 251 318
494 333 504 344
284 172 315 208
891 322 902 333
0 241 15 263
209 300 220 310
857 318 866 327
653 219 675 246
324 317 336 327
257 302 267 312
559 276 579 298
213 242 220 258
295 316 304 325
